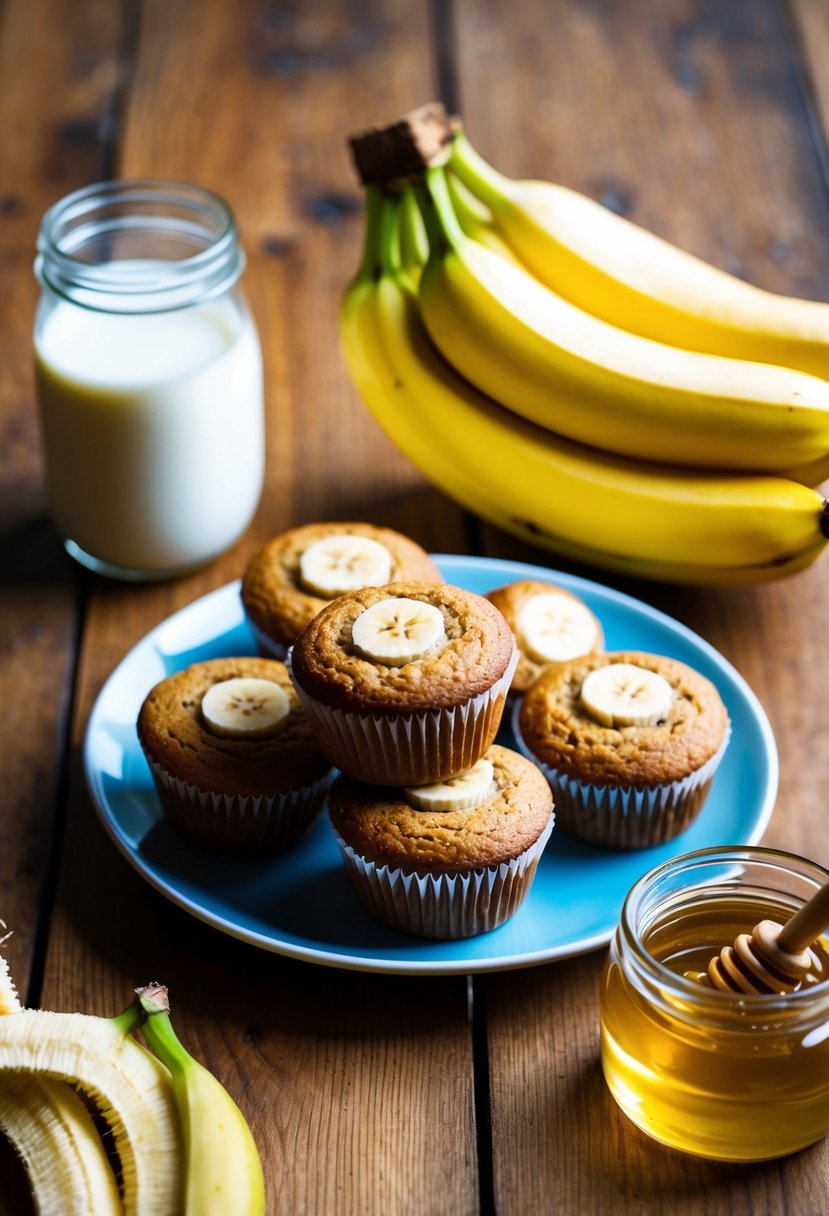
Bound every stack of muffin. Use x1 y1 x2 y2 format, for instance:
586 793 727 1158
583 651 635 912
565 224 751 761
137 521 730 939
137 523 554 940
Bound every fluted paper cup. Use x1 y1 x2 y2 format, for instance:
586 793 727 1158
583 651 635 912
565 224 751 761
143 753 331 854
244 614 289 661
511 701 730 850
331 812 554 939
287 646 519 786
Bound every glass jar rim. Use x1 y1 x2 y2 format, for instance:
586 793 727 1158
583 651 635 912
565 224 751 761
35 179 245 313
620 844 829 1014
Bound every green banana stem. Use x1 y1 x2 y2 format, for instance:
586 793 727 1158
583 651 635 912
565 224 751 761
398 187 430 273
448 131 512 210
134 985 188 1073
109 997 146 1038
415 167 465 256
352 186 387 285
445 170 494 228
378 189 403 275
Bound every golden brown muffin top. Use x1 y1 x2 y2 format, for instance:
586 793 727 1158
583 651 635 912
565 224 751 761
328 744 553 874
485 579 604 694
241 522 444 650
289 581 515 714
137 657 331 798
518 650 728 787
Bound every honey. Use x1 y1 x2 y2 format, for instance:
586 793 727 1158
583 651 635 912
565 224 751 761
600 847 829 1161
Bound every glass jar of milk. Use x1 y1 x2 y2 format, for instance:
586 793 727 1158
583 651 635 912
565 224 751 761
34 181 265 580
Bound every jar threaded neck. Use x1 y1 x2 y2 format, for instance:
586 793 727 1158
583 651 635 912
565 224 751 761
35 180 244 313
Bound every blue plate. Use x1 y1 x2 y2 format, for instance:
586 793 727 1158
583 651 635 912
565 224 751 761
84 555 777 974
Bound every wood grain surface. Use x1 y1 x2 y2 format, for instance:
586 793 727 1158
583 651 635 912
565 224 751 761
3 1 829 1213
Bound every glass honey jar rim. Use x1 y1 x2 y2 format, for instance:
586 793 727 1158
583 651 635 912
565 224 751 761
34 179 246 314
618 844 829 1020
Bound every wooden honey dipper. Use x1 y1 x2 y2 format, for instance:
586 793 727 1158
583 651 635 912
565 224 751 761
702 880 829 994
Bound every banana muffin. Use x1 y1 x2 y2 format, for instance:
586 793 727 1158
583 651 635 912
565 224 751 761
288 580 518 785
241 521 444 658
137 656 333 853
485 579 604 695
328 744 554 938
515 650 729 850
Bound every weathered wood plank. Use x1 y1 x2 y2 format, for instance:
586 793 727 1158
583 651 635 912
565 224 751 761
453 0 829 1211
0 0 123 997
788 0 829 155
0 0 126 1207
33 3 477 1215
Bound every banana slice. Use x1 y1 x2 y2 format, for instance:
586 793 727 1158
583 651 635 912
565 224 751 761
299 534 393 598
404 758 495 811
580 662 673 727
518 592 599 664
201 677 290 739
352 597 445 665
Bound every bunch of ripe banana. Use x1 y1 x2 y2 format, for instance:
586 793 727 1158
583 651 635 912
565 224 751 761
340 103 829 585
0 951 265 1215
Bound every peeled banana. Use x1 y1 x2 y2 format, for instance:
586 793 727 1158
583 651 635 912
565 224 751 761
449 129 829 379
0 952 121 1216
415 167 829 472
0 1003 182 1214
0 951 19 1015
340 188 829 586
0 956 266 1216
0 1073 121 1216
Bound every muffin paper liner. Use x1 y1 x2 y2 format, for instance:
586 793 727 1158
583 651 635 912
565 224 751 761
511 700 731 850
331 813 554 939
143 753 331 854
245 615 289 661
287 645 519 786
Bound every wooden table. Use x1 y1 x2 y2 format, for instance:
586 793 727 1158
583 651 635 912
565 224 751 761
4 1 829 1212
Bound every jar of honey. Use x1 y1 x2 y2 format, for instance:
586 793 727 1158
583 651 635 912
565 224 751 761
600 846 829 1161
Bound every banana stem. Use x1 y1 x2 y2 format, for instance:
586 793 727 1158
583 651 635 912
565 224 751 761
448 131 512 210
820 500 829 539
445 170 493 227
378 190 403 275
414 167 465 256
353 186 386 285
109 996 147 1038
135 987 190 1080
398 187 430 272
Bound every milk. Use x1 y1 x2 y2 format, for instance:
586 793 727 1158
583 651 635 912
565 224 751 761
35 290 264 576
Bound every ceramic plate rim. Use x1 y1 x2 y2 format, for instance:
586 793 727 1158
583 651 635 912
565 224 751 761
84 554 778 975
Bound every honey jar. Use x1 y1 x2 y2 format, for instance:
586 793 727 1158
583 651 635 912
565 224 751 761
600 846 829 1161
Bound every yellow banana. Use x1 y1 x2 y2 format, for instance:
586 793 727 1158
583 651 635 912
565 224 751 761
0 1003 182 1215
137 984 266 1216
340 190 829 586
449 130 829 378
414 168 829 473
